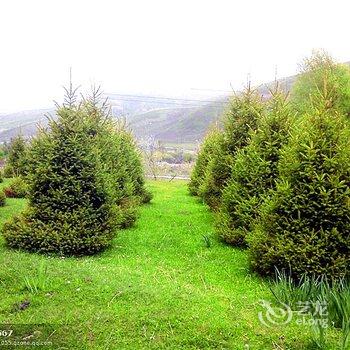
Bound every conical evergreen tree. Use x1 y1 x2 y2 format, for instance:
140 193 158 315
188 126 222 196
3 89 117 255
216 89 294 246
115 127 152 205
82 88 151 227
199 87 264 209
248 87 350 279
3 134 28 177
97 119 151 228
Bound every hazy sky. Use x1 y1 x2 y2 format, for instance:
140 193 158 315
1 0 350 112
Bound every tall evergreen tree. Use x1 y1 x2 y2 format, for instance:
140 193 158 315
97 118 151 228
248 86 350 279
199 86 264 209
217 89 294 246
82 88 151 204
3 88 118 255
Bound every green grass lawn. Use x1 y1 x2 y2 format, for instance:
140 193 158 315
0 180 340 349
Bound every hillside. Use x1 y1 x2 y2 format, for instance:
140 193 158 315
0 96 228 144
0 70 323 145
0 109 52 141
129 102 224 143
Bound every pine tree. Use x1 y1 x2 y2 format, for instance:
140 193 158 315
115 127 152 205
188 126 222 196
248 87 350 279
217 89 294 246
199 86 264 209
3 89 117 255
3 134 28 177
97 119 151 228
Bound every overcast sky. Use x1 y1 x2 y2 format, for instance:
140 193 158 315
1 0 350 112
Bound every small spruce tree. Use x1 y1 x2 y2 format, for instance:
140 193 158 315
188 126 222 196
3 88 117 255
199 86 264 209
78 88 151 228
98 120 151 228
116 127 152 205
3 134 28 177
216 89 294 246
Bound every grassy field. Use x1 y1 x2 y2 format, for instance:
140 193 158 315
0 180 340 349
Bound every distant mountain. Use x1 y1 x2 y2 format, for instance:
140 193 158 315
3 61 350 145
3 65 344 145
106 93 228 143
0 109 53 142
0 95 228 144
127 101 225 143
